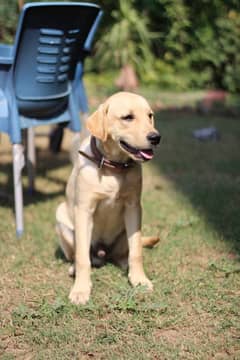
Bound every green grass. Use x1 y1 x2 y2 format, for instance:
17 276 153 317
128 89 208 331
0 93 240 359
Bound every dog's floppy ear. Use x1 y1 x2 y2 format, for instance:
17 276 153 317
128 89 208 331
86 103 108 142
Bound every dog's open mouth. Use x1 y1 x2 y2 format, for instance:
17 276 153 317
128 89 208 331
119 140 154 161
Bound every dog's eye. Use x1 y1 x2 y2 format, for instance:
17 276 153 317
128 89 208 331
149 112 154 120
121 114 134 121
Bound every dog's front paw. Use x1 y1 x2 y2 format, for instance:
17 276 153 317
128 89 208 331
69 283 92 305
129 273 153 291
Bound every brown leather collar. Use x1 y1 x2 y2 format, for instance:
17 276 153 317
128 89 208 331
78 136 134 171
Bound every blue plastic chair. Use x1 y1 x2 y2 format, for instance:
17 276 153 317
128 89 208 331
0 2 102 237
49 7 103 153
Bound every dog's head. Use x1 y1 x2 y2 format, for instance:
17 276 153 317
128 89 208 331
86 92 161 162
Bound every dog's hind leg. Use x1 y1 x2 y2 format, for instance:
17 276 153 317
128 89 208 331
56 222 74 262
110 233 160 269
141 236 160 248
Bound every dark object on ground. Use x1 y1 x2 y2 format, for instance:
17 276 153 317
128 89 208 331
49 123 68 153
193 127 220 141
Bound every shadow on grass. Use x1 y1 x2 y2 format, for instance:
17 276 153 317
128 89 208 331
152 109 240 254
55 246 66 261
0 146 70 210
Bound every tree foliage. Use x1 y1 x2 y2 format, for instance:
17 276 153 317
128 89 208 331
96 0 240 92
0 0 19 43
95 0 156 75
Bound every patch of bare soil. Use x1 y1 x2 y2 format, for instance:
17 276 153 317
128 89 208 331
154 312 239 358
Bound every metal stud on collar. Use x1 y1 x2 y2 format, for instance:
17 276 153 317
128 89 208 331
99 157 105 169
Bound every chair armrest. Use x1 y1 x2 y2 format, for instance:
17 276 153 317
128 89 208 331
0 44 14 65
0 88 8 117
0 44 13 88
84 10 103 53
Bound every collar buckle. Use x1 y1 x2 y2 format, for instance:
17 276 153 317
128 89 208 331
99 156 105 169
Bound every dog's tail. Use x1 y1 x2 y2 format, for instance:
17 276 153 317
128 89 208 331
141 236 160 248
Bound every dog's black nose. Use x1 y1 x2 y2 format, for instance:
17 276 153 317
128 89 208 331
147 132 161 145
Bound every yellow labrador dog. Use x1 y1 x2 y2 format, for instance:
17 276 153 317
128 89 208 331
56 92 161 305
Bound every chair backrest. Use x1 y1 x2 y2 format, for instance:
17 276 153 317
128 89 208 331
12 2 101 108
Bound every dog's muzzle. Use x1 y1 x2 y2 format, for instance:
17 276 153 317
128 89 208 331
147 131 161 146
119 140 154 161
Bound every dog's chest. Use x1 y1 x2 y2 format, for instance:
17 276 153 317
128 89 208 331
100 173 132 203
91 168 141 244
91 175 127 242
98 171 138 209
96 173 132 215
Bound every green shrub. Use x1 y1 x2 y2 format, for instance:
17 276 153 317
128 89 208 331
95 0 156 77
0 0 19 43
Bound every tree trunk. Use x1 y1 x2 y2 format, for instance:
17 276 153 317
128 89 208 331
18 0 24 11
115 64 139 91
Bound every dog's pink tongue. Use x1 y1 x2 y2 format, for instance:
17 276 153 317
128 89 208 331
140 150 154 160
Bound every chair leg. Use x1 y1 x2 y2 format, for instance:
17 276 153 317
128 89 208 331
26 127 36 193
13 143 25 237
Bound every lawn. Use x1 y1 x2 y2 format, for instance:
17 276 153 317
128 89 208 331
0 89 239 359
